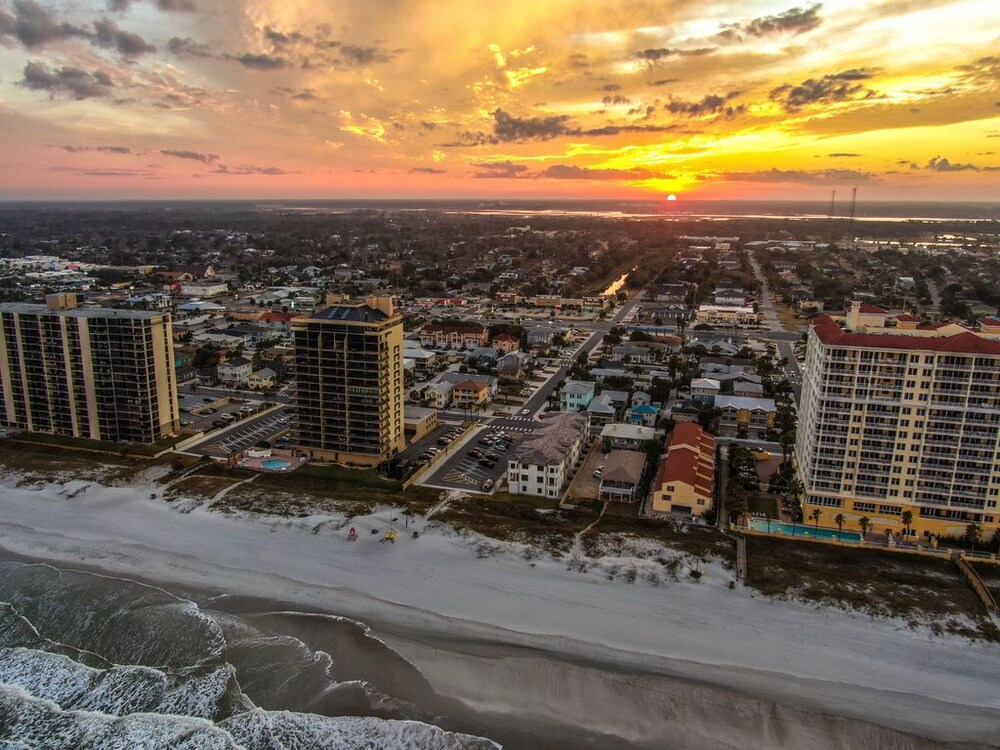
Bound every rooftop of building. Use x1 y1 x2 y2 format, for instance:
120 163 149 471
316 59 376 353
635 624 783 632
714 395 777 411
656 423 716 496
512 411 588 466
813 314 1000 355
311 304 390 323
600 423 656 441
0 302 166 320
602 450 646 484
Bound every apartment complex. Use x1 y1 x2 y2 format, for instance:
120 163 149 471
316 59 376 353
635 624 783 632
0 294 179 443
796 302 1000 539
292 296 405 466
508 412 589 499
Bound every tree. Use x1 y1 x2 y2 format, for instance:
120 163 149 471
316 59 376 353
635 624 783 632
808 507 822 532
965 522 982 552
834 513 845 540
900 509 913 540
858 516 871 538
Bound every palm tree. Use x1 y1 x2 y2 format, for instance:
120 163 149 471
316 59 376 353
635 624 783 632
858 516 871 539
809 507 822 534
834 513 845 541
965 522 982 552
900 510 913 541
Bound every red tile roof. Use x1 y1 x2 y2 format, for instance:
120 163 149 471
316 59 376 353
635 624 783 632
894 313 918 322
656 423 716 496
813 315 1000 355
979 317 1000 328
859 303 888 314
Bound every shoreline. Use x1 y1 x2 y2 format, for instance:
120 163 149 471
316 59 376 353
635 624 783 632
0 473 998 747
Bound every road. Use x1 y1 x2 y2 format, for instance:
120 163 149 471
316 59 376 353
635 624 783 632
515 293 644 419
747 250 804 402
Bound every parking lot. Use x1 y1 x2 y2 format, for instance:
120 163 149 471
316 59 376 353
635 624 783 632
180 405 293 459
418 419 541 494
177 390 274 434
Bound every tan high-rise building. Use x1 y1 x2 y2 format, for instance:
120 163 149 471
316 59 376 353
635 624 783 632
0 294 179 444
292 296 405 465
796 302 1000 540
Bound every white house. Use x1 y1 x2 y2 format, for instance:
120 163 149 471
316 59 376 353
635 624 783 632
217 356 253 386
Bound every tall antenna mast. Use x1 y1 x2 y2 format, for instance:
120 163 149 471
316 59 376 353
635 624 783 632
847 187 858 250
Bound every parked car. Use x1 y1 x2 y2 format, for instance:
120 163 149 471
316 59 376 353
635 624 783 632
481 479 494 492
593 465 604 479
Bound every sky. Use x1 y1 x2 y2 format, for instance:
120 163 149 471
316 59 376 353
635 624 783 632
0 0 998 201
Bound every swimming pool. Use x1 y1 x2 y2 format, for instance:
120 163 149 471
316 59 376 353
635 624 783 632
261 459 292 470
750 518 862 542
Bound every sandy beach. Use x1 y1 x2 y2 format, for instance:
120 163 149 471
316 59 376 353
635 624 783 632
0 467 997 748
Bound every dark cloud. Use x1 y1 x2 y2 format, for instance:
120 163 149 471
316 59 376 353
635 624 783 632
92 17 155 56
0 0 88 47
538 165 672 181
718 168 877 184
419 121 438 130
769 68 879 109
109 0 196 12
666 91 744 117
649 78 679 86
636 47 716 63
20 61 113 99
59 145 132 153
472 161 530 178
579 123 677 136
234 53 289 70
409 167 446 174
339 44 395 65
166 36 213 58
955 55 1000 83
160 149 220 163
273 86 319 101
602 94 630 105
718 4 822 41
493 108 572 142
568 52 589 69
212 165 289 175
263 26 307 47
600 83 622 92
926 156 979 172
828 152 860 157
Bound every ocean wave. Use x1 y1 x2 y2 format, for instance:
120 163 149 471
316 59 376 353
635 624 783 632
0 562 225 668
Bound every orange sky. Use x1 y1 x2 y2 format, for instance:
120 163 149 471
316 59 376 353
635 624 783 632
0 0 998 200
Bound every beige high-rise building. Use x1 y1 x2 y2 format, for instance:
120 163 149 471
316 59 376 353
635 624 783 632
292 296 405 466
796 301 1000 540
0 294 179 444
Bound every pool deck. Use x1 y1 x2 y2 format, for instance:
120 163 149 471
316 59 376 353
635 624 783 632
238 455 309 473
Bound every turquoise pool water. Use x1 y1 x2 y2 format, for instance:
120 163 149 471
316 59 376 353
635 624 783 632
261 459 291 470
750 518 862 542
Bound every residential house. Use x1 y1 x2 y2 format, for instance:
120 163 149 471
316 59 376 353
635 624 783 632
626 403 659 427
670 399 702 423
452 379 491 411
600 423 657 450
733 381 765 398
599 450 647 503
690 377 721 403
610 345 652 364
561 380 595 412
247 368 276 389
586 393 617 435
651 422 716 517
420 322 489 350
491 333 521 353
217 356 253 386
179 281 228 298
714 395 776 438
526 327 556 348
497 352 525 382
425 381 454 409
